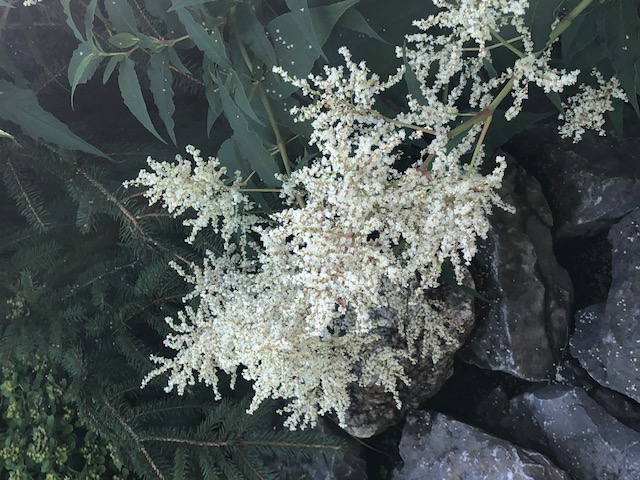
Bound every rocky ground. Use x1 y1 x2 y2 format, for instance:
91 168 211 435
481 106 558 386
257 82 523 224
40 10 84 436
284 112 640 479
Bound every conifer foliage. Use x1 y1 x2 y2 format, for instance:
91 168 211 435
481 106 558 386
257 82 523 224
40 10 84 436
0 1 347 478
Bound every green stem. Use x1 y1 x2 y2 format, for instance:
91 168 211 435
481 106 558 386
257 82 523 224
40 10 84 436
468 114 492 173
462 35 524 52
489 28 525 58
543 0 594 50
231 12 305 208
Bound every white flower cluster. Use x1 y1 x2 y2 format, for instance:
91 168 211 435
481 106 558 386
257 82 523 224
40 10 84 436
558 69 628 143
131 0 629 430
125 145 258 248
23 0 42 6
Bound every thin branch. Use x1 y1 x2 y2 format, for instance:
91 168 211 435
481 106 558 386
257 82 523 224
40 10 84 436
101 392 166 480
4 157 48 231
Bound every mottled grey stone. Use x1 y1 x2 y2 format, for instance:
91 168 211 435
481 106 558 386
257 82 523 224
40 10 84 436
342 278 475 438
503 385 640 480
461 158 573 380
571 208 640 402
510 120 640 239
393 410 569 480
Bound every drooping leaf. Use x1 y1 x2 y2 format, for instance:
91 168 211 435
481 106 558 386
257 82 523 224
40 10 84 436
84 0 99 39
168 0 214 11
560 3 599 66
102 56 123 84
234 3 277 67
525 0 580 50
0 1 14 8
546 91 564 114
0 43 28 87
204 69 223 137
108 33 140 49
600 0 640 114
117 57 166 143
148 52 177 145
285 0 326 61
104 0 139 34
61 0 84 41
166 48 191 75
264 0 357 97
402 42 427 106
336 8 391 45
175 8 231 69
68 42 102 108
229 71 263 126
217 77 280 187
0 80 107 158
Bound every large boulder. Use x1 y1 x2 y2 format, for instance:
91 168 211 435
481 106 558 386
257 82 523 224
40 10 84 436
393 410 569 480
571 208 640 402
461 158 572 380
503 385 640 480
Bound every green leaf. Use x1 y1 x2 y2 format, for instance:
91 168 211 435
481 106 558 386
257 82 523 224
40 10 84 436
402 42 427 105
204 69 223 137
104 0 139 34
148 52 177 145
168 0 214 11
545 91 563 113
61 0 84 41
217 76 281 186
560 3 599 65
601 0 640 114
117 57 166 143
0 80 108 157
0 1 14 8
264 0 357 96
336 8 391 45
234 3 277 67
108 33 140 49
0 128 14 138
84 0 98 40
482 57 498 79
285 0 326 61
525 0 580 50
67 42 103 109
175 8 231 69
229 71 263 126
102 56 123 84
166 47 191 75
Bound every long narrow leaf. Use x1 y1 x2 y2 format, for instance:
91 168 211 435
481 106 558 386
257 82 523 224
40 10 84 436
148 52 177 145
117 57 166 143
0 80 107 158
176 8 231 69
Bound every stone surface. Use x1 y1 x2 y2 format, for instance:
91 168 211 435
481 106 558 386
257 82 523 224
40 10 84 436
393 410 569 480
461 158 573 381
509 119 640 239
342 278 475 438
503 385 640 480
571 208 640 402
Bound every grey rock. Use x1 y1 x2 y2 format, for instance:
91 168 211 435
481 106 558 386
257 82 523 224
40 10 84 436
461 158 573 380
503 385 640 480
571 208 640 402
510 121 640 239
342 278 475 438
393 410 569 480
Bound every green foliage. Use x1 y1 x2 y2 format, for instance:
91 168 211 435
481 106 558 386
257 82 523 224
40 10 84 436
0 356 128 479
